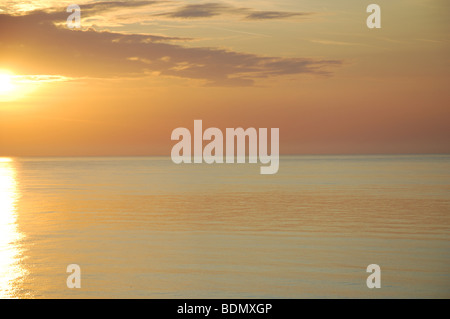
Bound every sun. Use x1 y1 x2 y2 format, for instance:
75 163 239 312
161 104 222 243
0 72 15 95
0 70 68 103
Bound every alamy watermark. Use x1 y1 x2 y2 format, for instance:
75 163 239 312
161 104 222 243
171 120 279 175
66 264 81 289
66 4 81 29
65 4 381 30
366 264 381 289
367 4 381 29
55 2 389 296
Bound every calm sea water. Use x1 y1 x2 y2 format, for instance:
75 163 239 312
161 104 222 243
0 155 449 298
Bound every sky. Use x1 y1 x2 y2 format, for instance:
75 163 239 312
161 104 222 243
0 0 449 156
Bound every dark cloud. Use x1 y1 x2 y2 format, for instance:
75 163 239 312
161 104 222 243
78 1 160 13
0 10 340 86
245 11 310 20
157 2 311 21
158 3 232 19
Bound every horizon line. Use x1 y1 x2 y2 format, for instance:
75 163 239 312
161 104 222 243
1 153 450 159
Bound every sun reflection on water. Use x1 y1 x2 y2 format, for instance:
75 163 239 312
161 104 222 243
0 158 24 298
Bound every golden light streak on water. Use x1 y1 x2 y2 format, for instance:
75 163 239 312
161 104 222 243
0 158 25 298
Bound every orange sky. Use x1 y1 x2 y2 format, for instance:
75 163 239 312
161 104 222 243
0 0 449 156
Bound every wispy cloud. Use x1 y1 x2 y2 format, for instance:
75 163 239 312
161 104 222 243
12 74 72 83
4 1 313 23
156 2 312 21
0 0 158 14
310 39 360 46
157 3 231 19
15 1 163 22
245 11 309 21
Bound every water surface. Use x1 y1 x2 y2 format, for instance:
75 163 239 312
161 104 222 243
0 155 449 298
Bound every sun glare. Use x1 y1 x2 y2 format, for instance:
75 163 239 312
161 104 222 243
0 70 71 103
0 70 40 102
0 73 15 95
0 158 25 298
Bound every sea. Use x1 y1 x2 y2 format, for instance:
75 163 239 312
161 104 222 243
0 155 449 298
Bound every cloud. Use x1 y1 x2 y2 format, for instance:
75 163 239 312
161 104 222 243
310 39 361 46
3 1 313 23
0 9 340 86
245 11 310 21
18 1 162 22
156 2 311 21
2 0 159 15
77 1 160 14
158 3 232 19
12 74 72 83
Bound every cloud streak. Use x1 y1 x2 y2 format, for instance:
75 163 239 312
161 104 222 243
158 3 231 19
245 11 309 20
156 2 313 21
3 1 312 22
12 74 72 83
